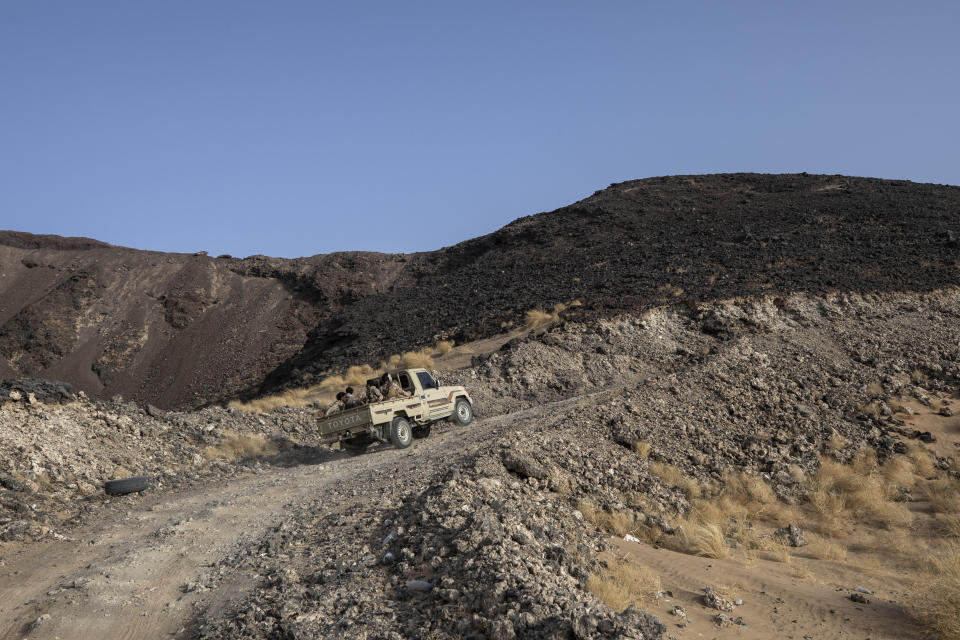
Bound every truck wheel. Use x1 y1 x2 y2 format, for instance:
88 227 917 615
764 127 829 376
452 398 473 426
413 424 432 439
389 417 413 449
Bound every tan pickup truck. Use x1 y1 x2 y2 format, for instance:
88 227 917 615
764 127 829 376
315 368 474 453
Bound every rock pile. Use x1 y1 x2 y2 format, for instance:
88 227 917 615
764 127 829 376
196 434 668 639
0 395 325 542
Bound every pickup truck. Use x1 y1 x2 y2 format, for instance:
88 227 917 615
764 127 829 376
314 368 474 453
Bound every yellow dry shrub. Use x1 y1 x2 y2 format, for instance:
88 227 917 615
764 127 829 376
588 557 661 610
804 483 848 538
908 542 960 640
204 433 278 461
909 445 937 479
689 522 729 559
758 540 792 564
866 380 884 396
524 309 554 330
634 441 651 459
725 472 776 505
850 449 879 476
318 374 346 391
926 477 960 514
804 453 918 535
344 364 376 386
788 464 806 483
805 534 848 562
228 384 327 413
936 514 960 538
400 350 435 369
649 461 701 499
825 433 847 454
882 455 918 494
577 499 644 537
432 340 455 357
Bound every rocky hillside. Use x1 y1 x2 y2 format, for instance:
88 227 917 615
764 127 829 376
0 231 406 407
3 288 960 638
3 173 959 408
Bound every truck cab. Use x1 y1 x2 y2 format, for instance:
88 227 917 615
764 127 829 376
387 368 469 424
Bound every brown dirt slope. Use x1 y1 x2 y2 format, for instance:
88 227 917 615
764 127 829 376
0 235 407 407
2 173 959 407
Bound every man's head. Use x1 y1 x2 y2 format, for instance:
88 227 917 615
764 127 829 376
336 391 346 401
346 386 354 395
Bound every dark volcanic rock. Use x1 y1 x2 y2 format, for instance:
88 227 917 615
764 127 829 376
3 173 960 408
0 379 74 405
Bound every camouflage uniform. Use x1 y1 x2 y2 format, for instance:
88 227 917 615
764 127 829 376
324 399 345 416
366 385 384 403
385 379 406 399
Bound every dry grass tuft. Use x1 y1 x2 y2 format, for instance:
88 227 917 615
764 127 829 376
936 513 960 538
649 461 701 499
909 444 937 479
725 472 776 505
926 477 960 514
908 542 960 640
788 464 806 483
805 454 913 531
759 541 793 564
524 308 555 330
825 433 847 455
588 557 661 610
689 522 729 559
577 499 647 538
523 302 576 331
634 441 651 459
204 432 278 461
866 380 884 396
882 455 918 494
432 340 455 357
399 350 435 369
228 337 459 414
229 385 328 413
805 534 848 561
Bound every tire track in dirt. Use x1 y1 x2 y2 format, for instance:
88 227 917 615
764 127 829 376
0 395 588 640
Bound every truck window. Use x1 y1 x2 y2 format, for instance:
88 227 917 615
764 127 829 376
398 373 413 392
417 372 437 389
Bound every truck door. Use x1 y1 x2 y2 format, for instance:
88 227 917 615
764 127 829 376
396 371 428 422
417 371 453 420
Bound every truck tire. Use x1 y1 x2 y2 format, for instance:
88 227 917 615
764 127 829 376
104 476 150 496
413 424 432 439
389 416 413 449
452 398 473 426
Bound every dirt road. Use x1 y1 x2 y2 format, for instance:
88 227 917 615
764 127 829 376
0 421 464 638
0 396 563 640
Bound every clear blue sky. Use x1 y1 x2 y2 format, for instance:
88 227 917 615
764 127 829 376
1 2 957 258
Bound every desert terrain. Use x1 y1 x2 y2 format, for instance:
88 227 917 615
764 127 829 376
2 174 960 639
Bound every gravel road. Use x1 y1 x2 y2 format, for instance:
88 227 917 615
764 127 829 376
0 400 568 640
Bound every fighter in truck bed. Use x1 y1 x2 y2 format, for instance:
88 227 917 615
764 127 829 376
314 368 474 453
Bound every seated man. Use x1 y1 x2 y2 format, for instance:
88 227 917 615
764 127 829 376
381 373 407 399
365 380 384 403
324 391 347 416
343 386 360 408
